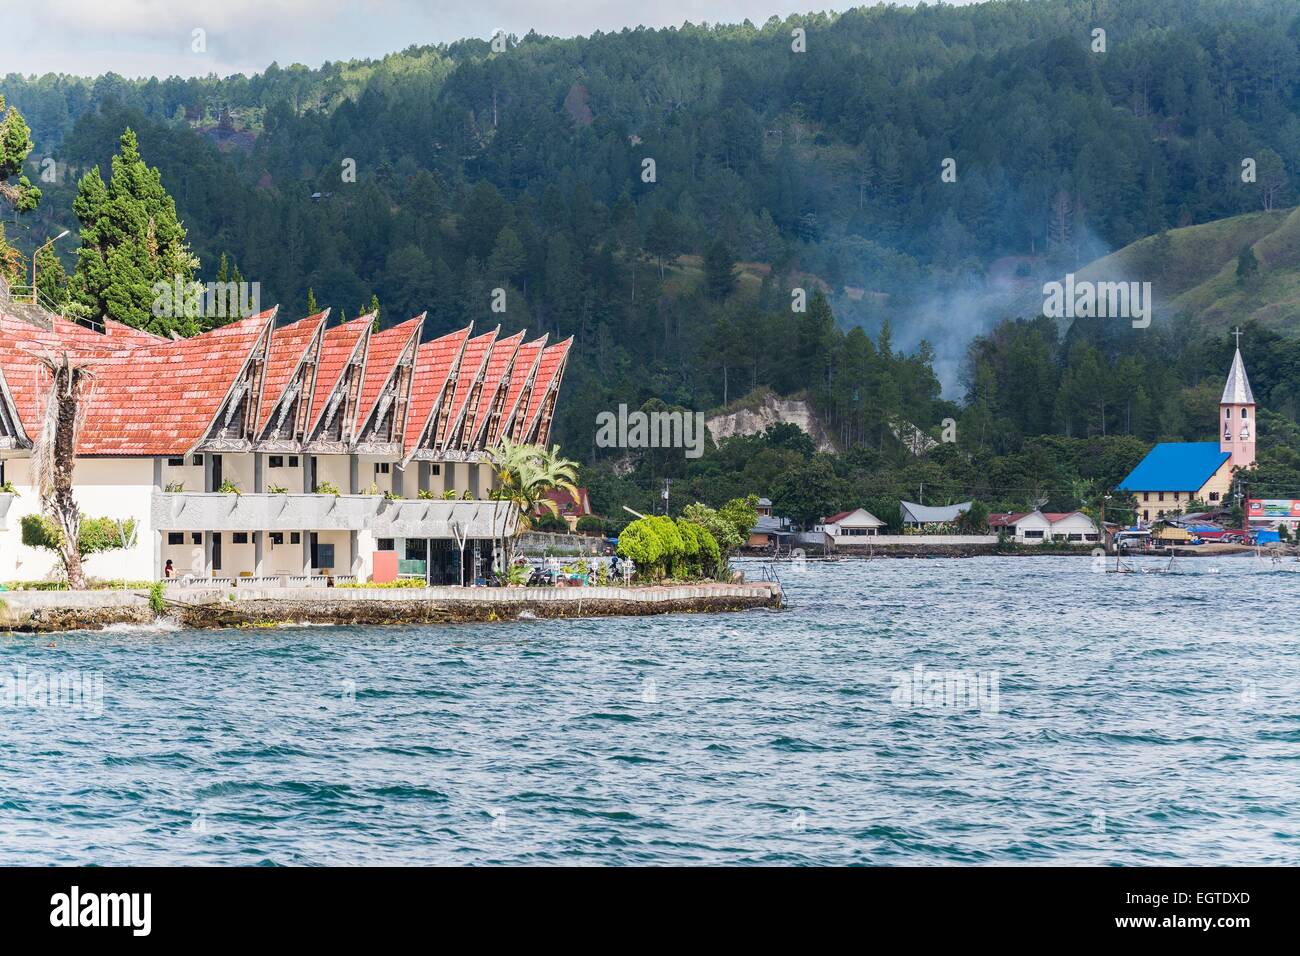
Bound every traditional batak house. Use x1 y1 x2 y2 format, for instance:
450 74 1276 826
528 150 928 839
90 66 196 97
1118 334 1256 524
0 297 571 586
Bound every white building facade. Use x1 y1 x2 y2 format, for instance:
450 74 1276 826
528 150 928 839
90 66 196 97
0 302 570 585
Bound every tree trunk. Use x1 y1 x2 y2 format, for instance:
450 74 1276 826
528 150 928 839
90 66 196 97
37 355 89 589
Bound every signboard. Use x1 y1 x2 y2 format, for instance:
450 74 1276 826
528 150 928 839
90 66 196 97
1247 499 1300 520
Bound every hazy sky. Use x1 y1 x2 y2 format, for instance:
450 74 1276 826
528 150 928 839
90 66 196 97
0 1 977 79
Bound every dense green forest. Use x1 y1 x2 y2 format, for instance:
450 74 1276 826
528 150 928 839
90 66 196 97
3 0 1300 525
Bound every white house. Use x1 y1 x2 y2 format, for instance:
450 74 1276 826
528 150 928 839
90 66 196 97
988 510 1099 545
815 508 886 539
0 292 571 585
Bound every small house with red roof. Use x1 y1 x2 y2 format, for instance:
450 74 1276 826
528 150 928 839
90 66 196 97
814 507 886 539
988 510 1099 545
538 486 593 531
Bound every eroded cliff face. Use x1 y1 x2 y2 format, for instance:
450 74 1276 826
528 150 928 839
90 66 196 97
705 389 835 452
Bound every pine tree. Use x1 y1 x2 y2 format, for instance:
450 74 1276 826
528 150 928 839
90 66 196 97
306 287 318 315
703 238 739 301
69 128 198 334
0 96 41 287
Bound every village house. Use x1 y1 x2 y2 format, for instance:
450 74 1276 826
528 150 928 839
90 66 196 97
899 500 971 528
814 508 886 539
1117 337 1255 524
987 510 1100 545
0 300 571 585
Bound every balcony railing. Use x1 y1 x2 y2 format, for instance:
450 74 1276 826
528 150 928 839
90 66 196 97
151 491 518 537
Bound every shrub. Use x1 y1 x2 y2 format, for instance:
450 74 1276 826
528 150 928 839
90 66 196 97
315 481 341 496
417 489 436 500
164 481 185 492
22 514 137 557
575 515 606 535
0 481 17 495
268 484 289 494
149 581 166 615
218 479 241 495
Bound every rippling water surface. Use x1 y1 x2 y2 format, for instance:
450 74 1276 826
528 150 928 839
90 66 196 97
2 555 1298 865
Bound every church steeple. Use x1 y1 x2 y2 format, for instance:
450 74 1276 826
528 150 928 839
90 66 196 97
1219 328 1256 470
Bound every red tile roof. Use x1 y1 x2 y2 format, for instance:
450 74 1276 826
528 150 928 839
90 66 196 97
355 316 422 433
519 337 572 442
437 328 498 445
403 326 471 456
256 310 329 433
0 303 572 460
465 330 525 447
305 316 371 439
78 310 277 455
492 336 546 445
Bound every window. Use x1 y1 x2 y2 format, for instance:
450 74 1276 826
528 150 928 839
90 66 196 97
232 532 249 544
288 456 299 467
377 538 395 552
1226 408 1231 420
1209 492 1220 502
167 457 184 466
167 532 185 545
1068 533 1083 541
1143 492 1149 502
1024 530 1044 539
191 533 202 545
430 464 441 476
290 532 301 545
269 455 284 468
1142 510 1149 521
192 454 204 466
270 532 284 546
1158 492 1165 502
1173 492 1180 501
1242 407 1248 418
375 462 390 475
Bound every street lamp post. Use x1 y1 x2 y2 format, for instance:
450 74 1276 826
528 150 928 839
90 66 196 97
31 229 70 305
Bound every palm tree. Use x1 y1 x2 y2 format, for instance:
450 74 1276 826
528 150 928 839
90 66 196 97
488 437 580 573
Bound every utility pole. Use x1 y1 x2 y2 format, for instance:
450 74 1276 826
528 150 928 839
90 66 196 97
661 478 671 515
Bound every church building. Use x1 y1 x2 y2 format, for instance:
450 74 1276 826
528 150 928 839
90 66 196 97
1118 333 1256 524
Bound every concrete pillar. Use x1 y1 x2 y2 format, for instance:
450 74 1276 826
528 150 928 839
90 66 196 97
349 456 360 495
302 533 312 575
254 531 264 577
204 455 215 493
254 453 263 493
445 463 457 497
394 463 406 498
350 530 361 577
154 531 163 582
203 531 214 577
418 461 429 495
470 464 480 500
304 456 313 493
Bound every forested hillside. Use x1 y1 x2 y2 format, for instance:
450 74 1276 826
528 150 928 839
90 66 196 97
3 0 1300 523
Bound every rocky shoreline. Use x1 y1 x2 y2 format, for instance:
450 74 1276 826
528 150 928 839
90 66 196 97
0 582 783 633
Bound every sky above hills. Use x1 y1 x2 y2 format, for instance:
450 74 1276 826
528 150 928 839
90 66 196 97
0 1 978 78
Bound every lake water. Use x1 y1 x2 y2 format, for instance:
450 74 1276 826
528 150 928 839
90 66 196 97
2 555 1297 865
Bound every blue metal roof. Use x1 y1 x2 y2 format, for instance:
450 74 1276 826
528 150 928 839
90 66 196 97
1118 442 1230 492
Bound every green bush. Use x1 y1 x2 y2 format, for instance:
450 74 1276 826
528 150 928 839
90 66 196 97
149 581 166 615
575 515 606 535
315 481 341 496
21 514 137 557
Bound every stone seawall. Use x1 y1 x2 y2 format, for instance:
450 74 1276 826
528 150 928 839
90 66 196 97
0 583 782 633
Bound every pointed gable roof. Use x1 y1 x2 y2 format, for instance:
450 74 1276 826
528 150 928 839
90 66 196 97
490 335 546 445
519 337 572 440
256 309 329 433
355 316 423 433
465 329 525 447
437 328 498 445
305 315 371 437
1221 349 1255 405
77 309 277 455
404 325 472 457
